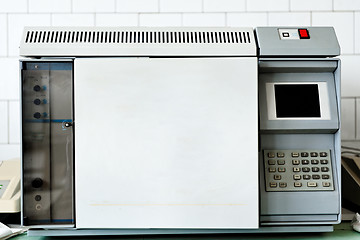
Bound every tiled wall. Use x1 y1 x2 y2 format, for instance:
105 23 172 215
1 0 360 160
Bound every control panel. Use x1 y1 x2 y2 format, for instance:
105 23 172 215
264 150 334 192
21 61 74 225
278 28 310 40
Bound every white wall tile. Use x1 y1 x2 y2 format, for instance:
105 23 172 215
355 12 360 54
117 0 159 13
29 0 71 13
312 12 354 54
339 55 360 97
0 15 7 56
183 13 226 27
96 14 138 26
0 144 20 161
160 0 202 13
342 98 356 140
290 0 332 11
0 101 8 144
204 0 245 12
9 101 20 144
73 0 115 13
0 0 27 13
139 14 181 26
0 58 20 100
334 0 360 11
52 14 95 26
269 12 310 27
227 13 267 27
8 14 51 57
247 0 289 12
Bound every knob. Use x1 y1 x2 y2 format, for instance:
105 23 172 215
32 178 43 188
34 99 41 105
64 122 72 128
35 195 42 201
42 99 47 104
33 112 41 119
33 85 41 92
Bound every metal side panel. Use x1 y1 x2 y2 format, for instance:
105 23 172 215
74 57 258 229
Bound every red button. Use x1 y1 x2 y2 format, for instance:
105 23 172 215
298 29 310 39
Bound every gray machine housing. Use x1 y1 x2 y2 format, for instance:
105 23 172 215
20 27 341 235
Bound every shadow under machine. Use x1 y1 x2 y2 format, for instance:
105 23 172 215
19 26 341 236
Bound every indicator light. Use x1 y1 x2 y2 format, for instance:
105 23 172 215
298 29 310 39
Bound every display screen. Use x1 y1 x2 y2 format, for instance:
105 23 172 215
274 84 321 118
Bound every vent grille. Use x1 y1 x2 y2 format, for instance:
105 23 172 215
25 30 252 44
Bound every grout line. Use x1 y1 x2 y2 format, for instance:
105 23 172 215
114 0 116 13
353 11 356 54
27 0 29 13
225 12 228 26
158 0 160 13
202 0 204 13
181 13 184 26
6 13 8 57
7 100 9 144
310 11 312 26
266 12 269 26
244 0 247 12
288 0 291 12
355 98 358 139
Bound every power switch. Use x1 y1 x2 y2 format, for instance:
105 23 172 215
298 29 310 39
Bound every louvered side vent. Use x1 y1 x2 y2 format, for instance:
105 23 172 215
24 30 252 44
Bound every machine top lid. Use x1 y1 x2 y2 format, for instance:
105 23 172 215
19 27 256 57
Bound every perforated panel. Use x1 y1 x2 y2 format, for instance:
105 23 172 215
25 30 251 44
20 27 256 57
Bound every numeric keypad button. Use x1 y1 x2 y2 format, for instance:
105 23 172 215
310 152 318 157
292 160 300 165
302 160 309 165
293 175 301 180
311 159 319 164
320 159 328 164
303 174 311 180
301 152 309 157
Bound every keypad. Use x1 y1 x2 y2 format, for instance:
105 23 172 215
264 150 334 192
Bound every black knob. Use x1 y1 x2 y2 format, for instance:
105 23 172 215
35 195 42 201
33 112 41 119
32 178 43 188
64 122 72 128
33 85 41 92
34 99 41 105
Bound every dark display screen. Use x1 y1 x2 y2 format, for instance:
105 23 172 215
274 84 321 118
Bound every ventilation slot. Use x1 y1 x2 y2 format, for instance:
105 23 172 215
24 30 252 44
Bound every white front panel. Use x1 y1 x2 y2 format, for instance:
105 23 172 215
74 57 258 229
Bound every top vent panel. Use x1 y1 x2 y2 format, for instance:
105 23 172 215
25 30 252 44
20 27 256 57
